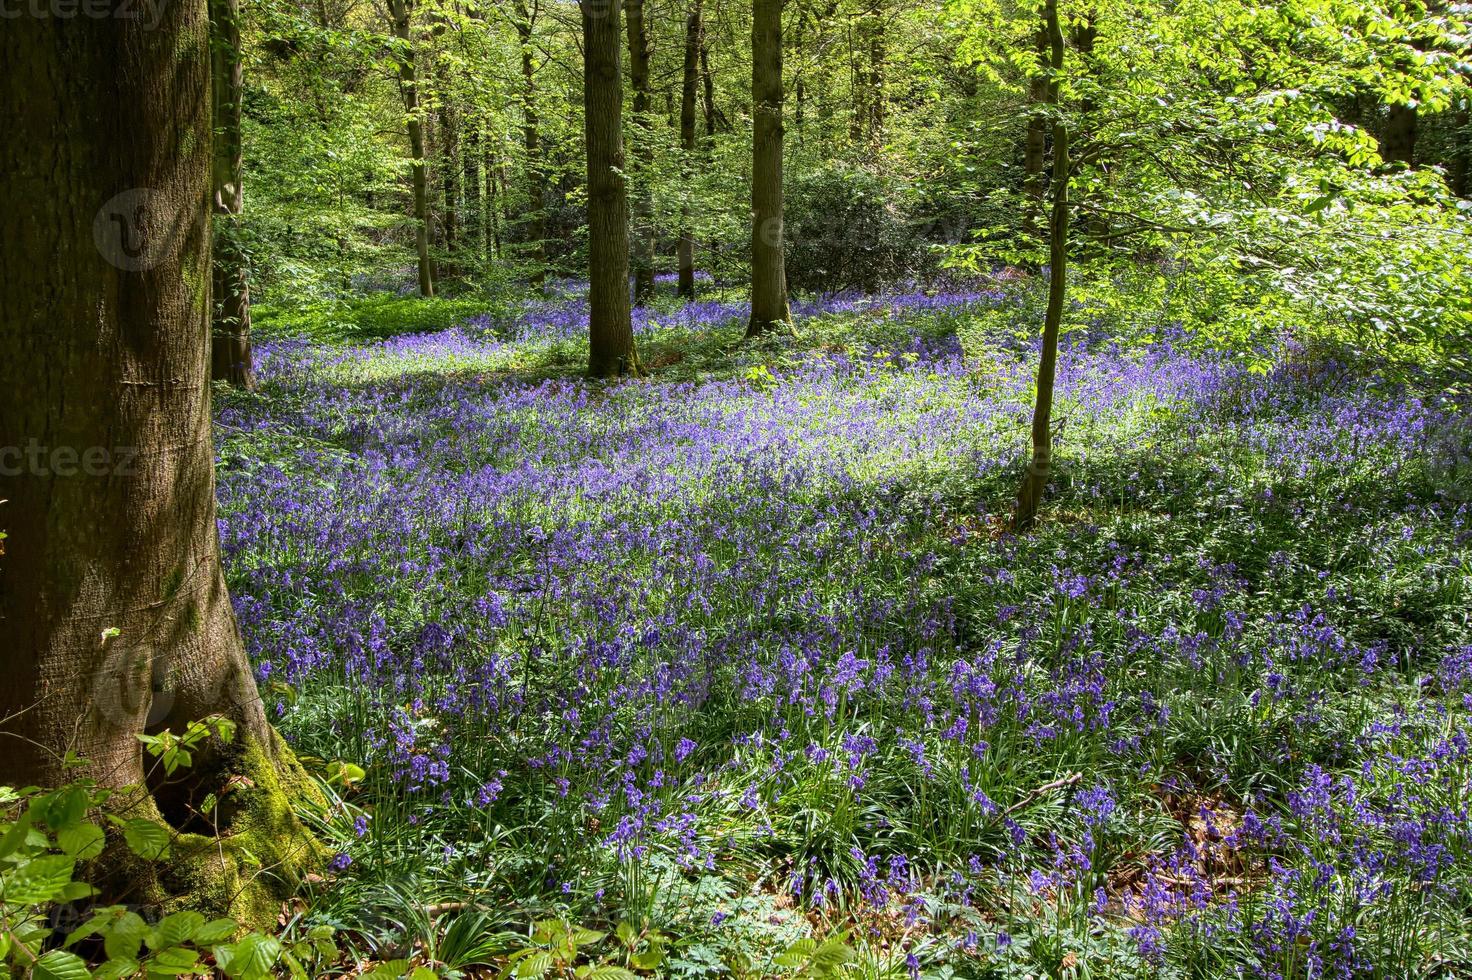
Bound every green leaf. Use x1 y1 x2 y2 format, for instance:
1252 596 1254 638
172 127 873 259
218 934 282 980
149 910 205 949
0 811 35 859
364 959 413 978
57 823 105 860
4 854 76 903
193 918 239 944
104 911 149 961
145 945 201 977
515 951 553 978
585 968 638 980
123 818 172 860
91 959 139 980
31 950 92 980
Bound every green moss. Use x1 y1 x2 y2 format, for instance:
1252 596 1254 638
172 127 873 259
122 729 328 932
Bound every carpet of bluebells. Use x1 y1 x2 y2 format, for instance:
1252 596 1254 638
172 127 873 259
216 281 1472 978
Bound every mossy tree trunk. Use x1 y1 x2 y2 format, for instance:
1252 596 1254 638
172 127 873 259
747 0 793 337
582 0 641 377
0 0 321 923
625 0 657 305
677 0 703 299
209 0 255 389
1014 0 1068 530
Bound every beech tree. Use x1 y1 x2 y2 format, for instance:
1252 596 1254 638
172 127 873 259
748 0 793 336
583 0 641 376
0 0 319 920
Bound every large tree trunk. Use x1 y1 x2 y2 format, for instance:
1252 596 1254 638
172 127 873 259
514 0 547 287
747 0 792 336
626 0 657 305
209 0 255 389
389 0 435 297
677 0 703 299
0 0 322 922
582 0 641 377
1014 0 1067 530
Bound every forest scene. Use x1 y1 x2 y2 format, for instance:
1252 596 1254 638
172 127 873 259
2 0 1472 977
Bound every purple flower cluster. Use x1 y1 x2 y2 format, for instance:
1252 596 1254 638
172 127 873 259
217 284 1472 971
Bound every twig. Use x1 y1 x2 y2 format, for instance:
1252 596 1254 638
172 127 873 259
999 771 1082 819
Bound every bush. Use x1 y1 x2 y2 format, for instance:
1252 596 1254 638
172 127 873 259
784 162 925 295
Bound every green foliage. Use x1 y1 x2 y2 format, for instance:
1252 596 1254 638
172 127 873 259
253 294 519 344
785 162 928 294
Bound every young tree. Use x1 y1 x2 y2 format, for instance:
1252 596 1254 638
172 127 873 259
1013 0 1066 529
677 0 704 298
583 0 641 376
0 0 320 919
626 0 657 304
748 0 793 336
388 0 436 297
210 0 255 388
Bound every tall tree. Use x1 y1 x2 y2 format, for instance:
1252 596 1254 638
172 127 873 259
1014 0 1066 529
0 0 319 916
513 0 547 287
210 0 255 388
626 0 657 304
388 0 436 297
583 0 641 376
677 0 703 298
747 0 793 336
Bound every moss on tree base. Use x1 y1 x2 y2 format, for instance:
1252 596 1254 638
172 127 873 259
107 727 328 933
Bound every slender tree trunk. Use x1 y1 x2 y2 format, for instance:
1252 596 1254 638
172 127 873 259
436 66 460 278
625 0 657 304
389 0 435 297
747 0 792 336
465 115 484 268
1014 0 1067 530
488 143 504 257
701 41 722 137
209 0 254 388
514 0 547 287
1383 102 1417 166
582 0 640 377
677 0 702 299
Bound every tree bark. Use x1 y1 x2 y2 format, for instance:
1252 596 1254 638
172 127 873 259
389 0 435 297
747 0 792 336
582 0 641 377
1014 0 1067 530
209 0 255 389
514 0 547 287
0 0 282 794
677 0 703 299
625 0 657 304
